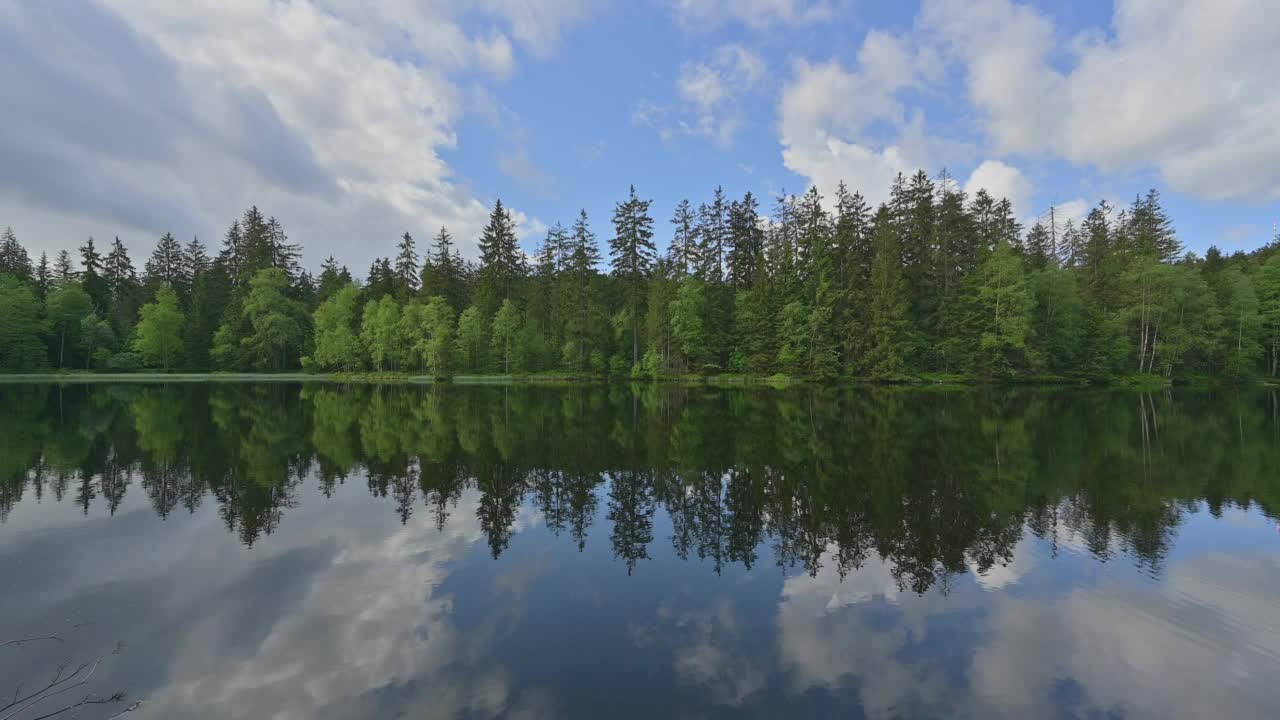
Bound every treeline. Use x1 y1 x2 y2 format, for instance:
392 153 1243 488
5 383 1278 584
4 172 1280 379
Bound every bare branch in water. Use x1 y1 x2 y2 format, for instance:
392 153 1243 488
0 636 63 649
3 633 130 720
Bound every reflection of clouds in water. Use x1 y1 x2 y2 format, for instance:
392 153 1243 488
776 543 1280 719
968 535 1037 591
776 546 961 717
630 599 768 707
968 552 1280 719
670 601 767 706
140 488 555 719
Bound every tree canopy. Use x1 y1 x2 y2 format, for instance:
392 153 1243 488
1 176 1276 381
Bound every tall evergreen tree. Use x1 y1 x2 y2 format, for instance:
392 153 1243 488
562 210 601 368
476 199 523 316
864 207 914 378
181 237 210 300
78 237 109 311
0 227 32 281
610 185 657 364
695 187 728 282
1128 189 1183 262
394 232 420 297
220 220 244 287
145 232 184 291
54 249 75 284
669 198 699 275
1024 221 1053 271
34 252 51 300
425 226 465 312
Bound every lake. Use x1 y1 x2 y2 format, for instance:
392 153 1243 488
1 382 1278 719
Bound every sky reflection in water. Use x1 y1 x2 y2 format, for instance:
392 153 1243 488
1 382 1277 719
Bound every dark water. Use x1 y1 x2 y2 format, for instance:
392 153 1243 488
1 382 1278 719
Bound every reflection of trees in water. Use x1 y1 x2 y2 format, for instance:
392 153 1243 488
3 383 1280 591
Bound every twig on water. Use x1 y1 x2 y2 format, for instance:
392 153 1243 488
0 637 62 649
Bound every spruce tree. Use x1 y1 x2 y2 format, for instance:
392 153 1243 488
395 232 420 297
563 209 601 368
34 252 51 300
426 226 464 312
669 199 699 275
726 192 763 288
695 187 728 282
54 249 75 284
181 237 210 300
145 232 184 291
476 200 523 317
0 227 32 281
610 185 657 364
864 207 914 379
78 237 109 311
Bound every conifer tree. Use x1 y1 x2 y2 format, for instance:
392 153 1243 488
395 232 420 297
864 208 914 379
0 227 32 281
54 249 75 284
476 199 523 316
669 199 699 275
610 185 656 364
34 252 51 300
146 232 183 292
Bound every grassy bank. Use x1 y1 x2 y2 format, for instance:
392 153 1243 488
0 370 1249 387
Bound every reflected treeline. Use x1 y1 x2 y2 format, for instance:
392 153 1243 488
3 383 1279 591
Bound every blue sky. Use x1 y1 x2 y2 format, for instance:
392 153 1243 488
1 0 1277 271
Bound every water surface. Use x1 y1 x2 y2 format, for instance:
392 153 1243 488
1 383 1278 719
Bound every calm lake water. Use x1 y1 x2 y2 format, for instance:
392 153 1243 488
1 382 1278 719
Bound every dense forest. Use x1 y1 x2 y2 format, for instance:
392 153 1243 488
2 171 1279 381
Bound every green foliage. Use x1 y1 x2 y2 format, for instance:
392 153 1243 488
0 184 1274 381
133 287 185 369
81 312 116 368
418 296 456 377
967 238 1035 376
361 295 403 371
1222 266 1261 379
1030 269 1084 373
45 282 93 369
0 276 47 370
242 268 310 371
455 305 487 373
490 299 520 373
863 214 914 379
1255 254 1280 376
776 300 809 375
669 277 706 371
106 351 143 371
312 284 365 371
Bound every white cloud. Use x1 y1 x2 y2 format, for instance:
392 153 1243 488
0 0 589 268
669 0 836 31
777 33 940 203
1053 198 1090 227
922 0 1280 202
475 0 596 58
964 159 1033 219
675 45 768 147
637 44 767 148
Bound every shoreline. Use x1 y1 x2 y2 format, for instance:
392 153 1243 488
0 371 1258 388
